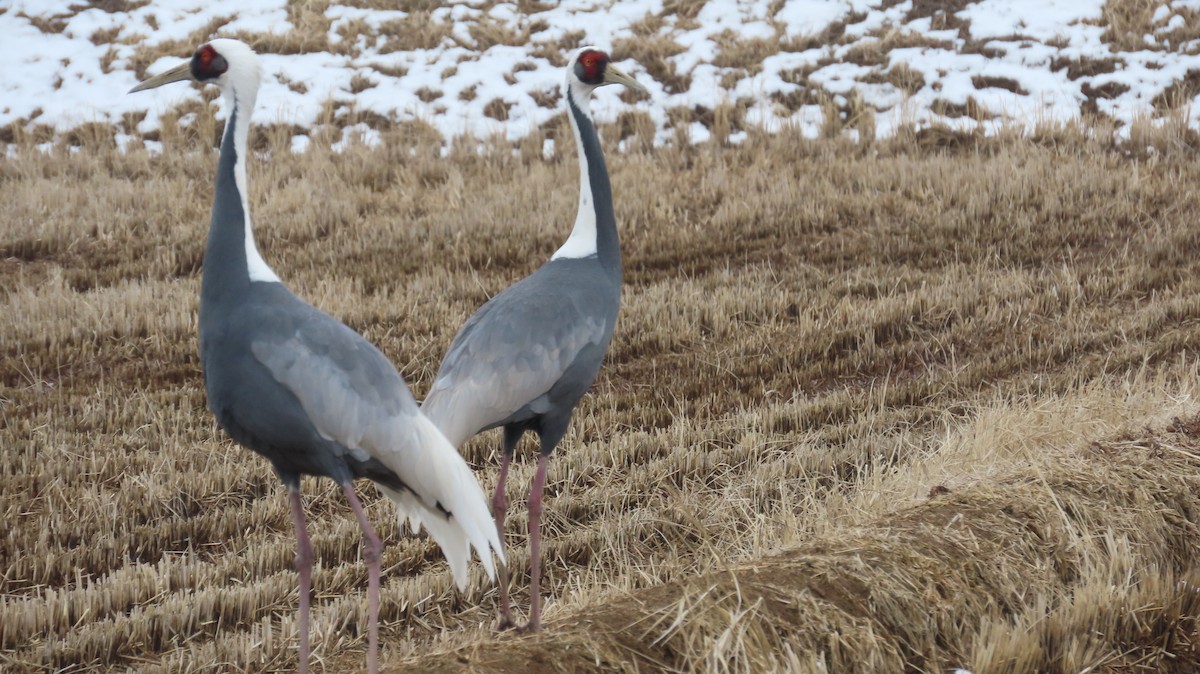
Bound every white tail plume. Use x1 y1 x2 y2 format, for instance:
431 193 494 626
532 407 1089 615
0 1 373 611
374 412 502 589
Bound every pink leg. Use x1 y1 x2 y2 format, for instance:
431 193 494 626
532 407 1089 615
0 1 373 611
492 451 516 630
288 488 313 674
525 453 551 632
343 484 382 674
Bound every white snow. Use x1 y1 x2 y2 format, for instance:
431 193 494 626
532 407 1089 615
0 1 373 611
959 0 1105 42
2 0 1199 150
777 0 867 39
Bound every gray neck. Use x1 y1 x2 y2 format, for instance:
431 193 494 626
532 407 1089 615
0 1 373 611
200 105 252 307
200 92 280 312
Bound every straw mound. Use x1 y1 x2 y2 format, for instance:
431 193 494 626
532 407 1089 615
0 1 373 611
390 417 1200 674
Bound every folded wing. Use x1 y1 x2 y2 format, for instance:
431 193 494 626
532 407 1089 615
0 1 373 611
423 277 612 447
250 310 502 586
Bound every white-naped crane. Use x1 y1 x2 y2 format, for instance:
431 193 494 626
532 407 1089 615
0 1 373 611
421 47 645 632
130 39 503 674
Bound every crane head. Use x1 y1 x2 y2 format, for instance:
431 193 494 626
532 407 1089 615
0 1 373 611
129 39 257 94
570 47 647 94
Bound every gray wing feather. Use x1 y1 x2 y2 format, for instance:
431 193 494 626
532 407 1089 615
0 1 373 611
249 307 504 585
251 314 419 461
423 278 611 446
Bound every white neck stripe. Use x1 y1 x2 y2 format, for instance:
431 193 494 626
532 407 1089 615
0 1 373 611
551 81 599 261
233 100 280 284
218 44 280 285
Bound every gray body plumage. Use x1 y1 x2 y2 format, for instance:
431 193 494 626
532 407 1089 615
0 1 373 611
203 282 419 491
422 257 619 452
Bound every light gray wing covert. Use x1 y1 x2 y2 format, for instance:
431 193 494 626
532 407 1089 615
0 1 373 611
248 305 505 584
251 312 420 460
423 284 612 446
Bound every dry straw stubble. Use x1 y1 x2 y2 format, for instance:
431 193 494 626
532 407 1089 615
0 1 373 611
4 115 1200 672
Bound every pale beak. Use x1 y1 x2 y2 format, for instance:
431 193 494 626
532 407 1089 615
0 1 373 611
603 64 647 94
129 62 195 93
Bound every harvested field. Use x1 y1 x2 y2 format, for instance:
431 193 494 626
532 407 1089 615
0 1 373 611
5 116 1200 673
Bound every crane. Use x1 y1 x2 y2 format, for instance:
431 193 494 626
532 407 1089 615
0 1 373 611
422 47 645 631
130 39 502 673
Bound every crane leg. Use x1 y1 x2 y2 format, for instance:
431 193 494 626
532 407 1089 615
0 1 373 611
343 483 382 674
524 452 551 632
289 488 314 674
492 449 516 630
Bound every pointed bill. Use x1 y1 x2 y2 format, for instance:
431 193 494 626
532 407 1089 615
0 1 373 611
129 62 194 93
603 64 647 93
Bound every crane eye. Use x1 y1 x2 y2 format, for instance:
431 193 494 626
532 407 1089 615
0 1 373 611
191 44 229 81
574 49 609 85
